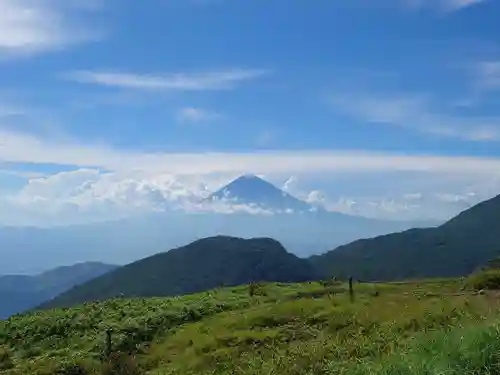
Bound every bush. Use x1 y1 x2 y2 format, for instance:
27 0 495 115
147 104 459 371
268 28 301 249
53 362 91 375
467 269 500 290
0 346 14 370
100 352 143 375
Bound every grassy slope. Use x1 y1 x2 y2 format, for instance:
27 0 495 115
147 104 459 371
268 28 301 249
1 279 500 374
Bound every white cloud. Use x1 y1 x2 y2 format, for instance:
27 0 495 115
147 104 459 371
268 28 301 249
331 93 500 141
4 129 500 175
0 169 281 224
2 166 499 225
2 130 500 224
63 69 270 91
282 175 299 192
277 171 500 221
0 0 101 56
176 107 221 123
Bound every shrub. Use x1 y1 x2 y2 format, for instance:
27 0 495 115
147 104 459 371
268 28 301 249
100 352 143 375
53 362 91 375
0 346 14 370
248 282 266 297
467 269 500 290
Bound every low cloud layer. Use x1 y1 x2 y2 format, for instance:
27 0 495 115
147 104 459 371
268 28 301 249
3 129 500 175
1 166 499 226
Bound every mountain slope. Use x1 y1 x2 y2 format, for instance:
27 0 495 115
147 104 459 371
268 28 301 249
207 174 314 212
1 280 497 375
40 236 318 309
0 262 117 319
311 194 500 281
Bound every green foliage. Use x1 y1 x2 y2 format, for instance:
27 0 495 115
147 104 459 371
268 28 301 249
100 352 143 375
348 323 500 375
0 347 13 370
467 269 500 290
40 236 317 310
1 279 500 375
53 362 90 375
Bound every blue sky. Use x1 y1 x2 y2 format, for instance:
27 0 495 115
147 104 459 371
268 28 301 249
1 0 500 225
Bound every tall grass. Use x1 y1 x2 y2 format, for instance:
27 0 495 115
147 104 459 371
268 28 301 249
2 280 500 375
347 323 500 375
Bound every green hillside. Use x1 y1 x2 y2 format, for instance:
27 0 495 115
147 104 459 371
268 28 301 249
311 193 500 281
2 279 500 374
40 236 317 309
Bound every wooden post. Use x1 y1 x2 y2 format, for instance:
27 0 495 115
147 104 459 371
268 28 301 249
349 277 354 302
105 329 113 357
249 282 255 297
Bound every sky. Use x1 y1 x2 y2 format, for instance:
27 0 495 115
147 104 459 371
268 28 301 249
1 0 500 225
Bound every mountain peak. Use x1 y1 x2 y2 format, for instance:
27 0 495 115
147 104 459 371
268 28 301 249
239 173 261 180
229 174 269 186
207 175 313 213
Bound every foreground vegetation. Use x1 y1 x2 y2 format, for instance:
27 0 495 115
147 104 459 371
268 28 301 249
1 277 500 374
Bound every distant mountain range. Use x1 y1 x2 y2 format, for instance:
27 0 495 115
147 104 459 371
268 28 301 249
311 193 500 281
0 175 431 275
0 262 117 319
37 190 500 311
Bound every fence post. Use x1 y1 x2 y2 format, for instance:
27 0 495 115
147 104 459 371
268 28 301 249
105 329 113 357
349 277 354 302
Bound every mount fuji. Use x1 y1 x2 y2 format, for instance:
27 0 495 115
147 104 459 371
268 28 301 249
206 174 316 213
0 175 435 275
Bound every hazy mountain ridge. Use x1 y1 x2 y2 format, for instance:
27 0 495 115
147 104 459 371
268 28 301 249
311 193 500 281
39 236 318 310
0 175 430 274
12 189 500 313
0 262 117 319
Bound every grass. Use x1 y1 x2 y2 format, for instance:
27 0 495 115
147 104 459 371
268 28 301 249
1 279 500 374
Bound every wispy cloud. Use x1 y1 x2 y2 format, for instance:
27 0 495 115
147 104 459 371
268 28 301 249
331 92 500 141
63 69 270 91
255 129 277 147
475 61 500 90
0 104 24 118
404 0 485 11
176 107 222 123
2 129 500 175
0 0 102 56
440 0 485 11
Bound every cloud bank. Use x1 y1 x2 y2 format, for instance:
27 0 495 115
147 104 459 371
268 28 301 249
3 129 500 175
2 166 500 226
